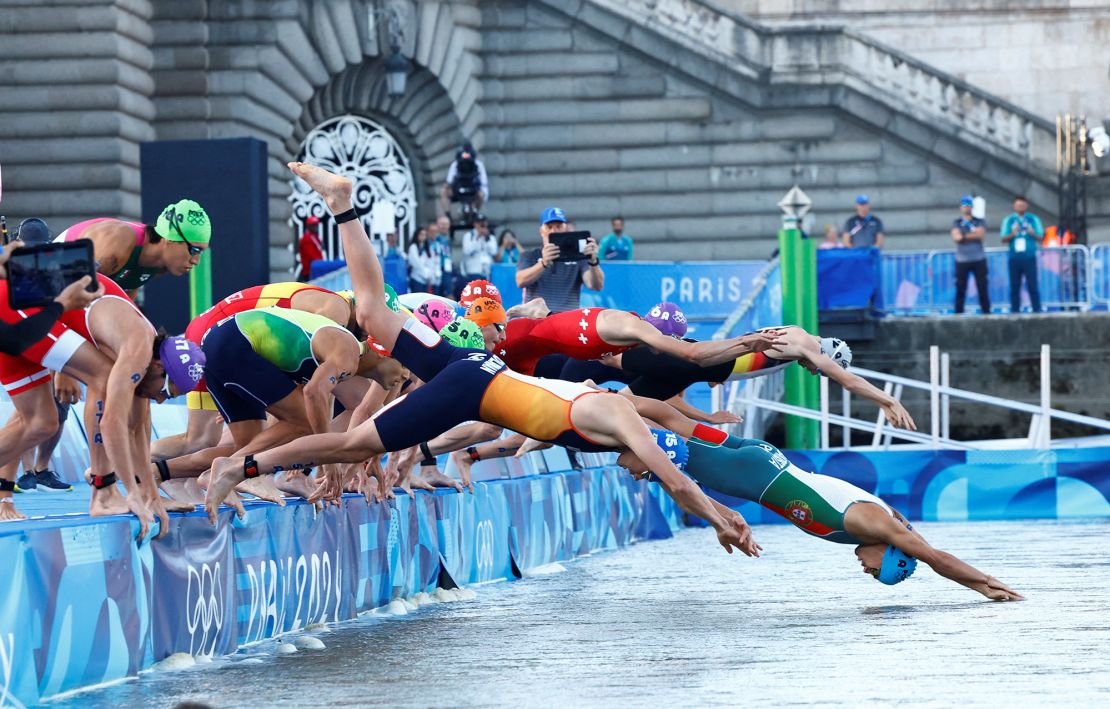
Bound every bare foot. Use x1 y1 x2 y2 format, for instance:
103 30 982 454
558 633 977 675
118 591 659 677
160 478 204 505
516 437 549 457
159 497 198 514
450 450 476 493
89 485 151 540
420 465 463 493
0 499 27 521
400 470 436 497
204 456 246 524
225 490 247 519
238 474 288 505
506 297 549 319
146 495 171 540
276 470 316 501
287 162 353 214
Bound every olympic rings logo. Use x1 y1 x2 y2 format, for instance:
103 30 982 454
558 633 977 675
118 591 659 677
185 561 224 657
475 520 495 582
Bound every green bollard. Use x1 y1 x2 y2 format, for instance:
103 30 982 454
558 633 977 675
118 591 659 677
779 224 820 449
189 249 212 319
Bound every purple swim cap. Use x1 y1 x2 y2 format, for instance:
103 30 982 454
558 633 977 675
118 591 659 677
644 302 688 338
159 336 206 396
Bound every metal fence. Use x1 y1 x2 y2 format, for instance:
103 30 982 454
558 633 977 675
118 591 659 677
881 245 1095 315
1093 243 1110 307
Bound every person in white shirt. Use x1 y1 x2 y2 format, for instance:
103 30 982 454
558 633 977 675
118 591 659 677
406 227 440 294
458 214 497 297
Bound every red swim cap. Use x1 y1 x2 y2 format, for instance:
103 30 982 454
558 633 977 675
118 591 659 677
459 280 501 307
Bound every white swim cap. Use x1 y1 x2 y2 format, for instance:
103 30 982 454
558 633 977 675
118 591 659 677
819 337 853 370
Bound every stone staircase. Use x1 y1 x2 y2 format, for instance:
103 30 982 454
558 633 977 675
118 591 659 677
478 0 1061 260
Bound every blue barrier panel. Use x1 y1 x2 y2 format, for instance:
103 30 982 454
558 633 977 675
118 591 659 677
817 248 881 310
695 447 1110 527
490 261 767 318
0 471 679 706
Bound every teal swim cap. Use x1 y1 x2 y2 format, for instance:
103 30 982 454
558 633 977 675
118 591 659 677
877 545 918 585
438 318 485 349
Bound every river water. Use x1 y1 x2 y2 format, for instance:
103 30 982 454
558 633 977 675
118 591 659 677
55 519 1110 708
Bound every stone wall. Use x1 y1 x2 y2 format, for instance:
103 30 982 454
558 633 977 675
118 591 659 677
0 0 155 227
842 312 1110 442
725 0 1110 125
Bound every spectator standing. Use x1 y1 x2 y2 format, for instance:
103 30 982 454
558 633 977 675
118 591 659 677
842 195 885 249
818 224 843 250
406 227 439 294
432 215 455 297
459 214 497 296
1000 195 1043 313
951 195 990 314
297 215 324 281
599 217 633 260
384 232 404 260
497 229 520 264
515 207 604 313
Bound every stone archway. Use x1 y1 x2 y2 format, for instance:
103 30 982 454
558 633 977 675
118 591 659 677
289 115 419 264
286 55 469 270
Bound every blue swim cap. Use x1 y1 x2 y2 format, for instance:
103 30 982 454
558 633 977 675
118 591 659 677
877 545 918 585
649 429 688 471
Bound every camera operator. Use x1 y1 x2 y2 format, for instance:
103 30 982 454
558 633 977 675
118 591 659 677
515 207 604 313
438 142 489 218
0 239 104 357
459 214 497 298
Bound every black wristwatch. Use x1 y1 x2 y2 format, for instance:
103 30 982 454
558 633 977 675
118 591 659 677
588 259 599 267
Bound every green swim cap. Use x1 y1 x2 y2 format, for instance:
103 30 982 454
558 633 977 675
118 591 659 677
155 199 211 243
383 284 400 312
439 318 485 349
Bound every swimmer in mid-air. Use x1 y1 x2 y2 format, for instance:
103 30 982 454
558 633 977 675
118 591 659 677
204 162 766 557
617 428 1023 601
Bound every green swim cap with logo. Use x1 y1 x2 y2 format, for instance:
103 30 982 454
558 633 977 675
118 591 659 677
383 284 400 312
155 199 212 243
438 318 485 349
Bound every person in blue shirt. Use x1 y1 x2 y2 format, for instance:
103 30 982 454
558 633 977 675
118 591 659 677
1000 195 1043 313
496 228 520 264
599 216 634 261
841 195 885 249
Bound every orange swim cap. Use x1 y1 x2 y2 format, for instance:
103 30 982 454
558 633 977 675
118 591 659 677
465 297 507 327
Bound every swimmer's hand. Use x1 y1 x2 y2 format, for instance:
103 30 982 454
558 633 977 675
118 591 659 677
705 410 742 425
882 400 917 431
737 329 785 354
727 514 762 558
980 576 1025 601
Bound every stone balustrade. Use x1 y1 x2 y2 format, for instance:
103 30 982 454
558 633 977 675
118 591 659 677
592 0 1054 166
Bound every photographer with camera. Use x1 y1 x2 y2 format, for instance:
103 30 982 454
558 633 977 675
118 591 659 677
1000 195 1043 313
0 237 104 357
515 207 604 313
438 142 489 220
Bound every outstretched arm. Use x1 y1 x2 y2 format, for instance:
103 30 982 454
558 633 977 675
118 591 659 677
609 316 784 367
846 505 1023 600
816 355 916 430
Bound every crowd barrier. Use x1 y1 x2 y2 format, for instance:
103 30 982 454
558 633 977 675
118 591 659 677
1093 242 1110 307
0 468 681 706
882 245 1094 315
